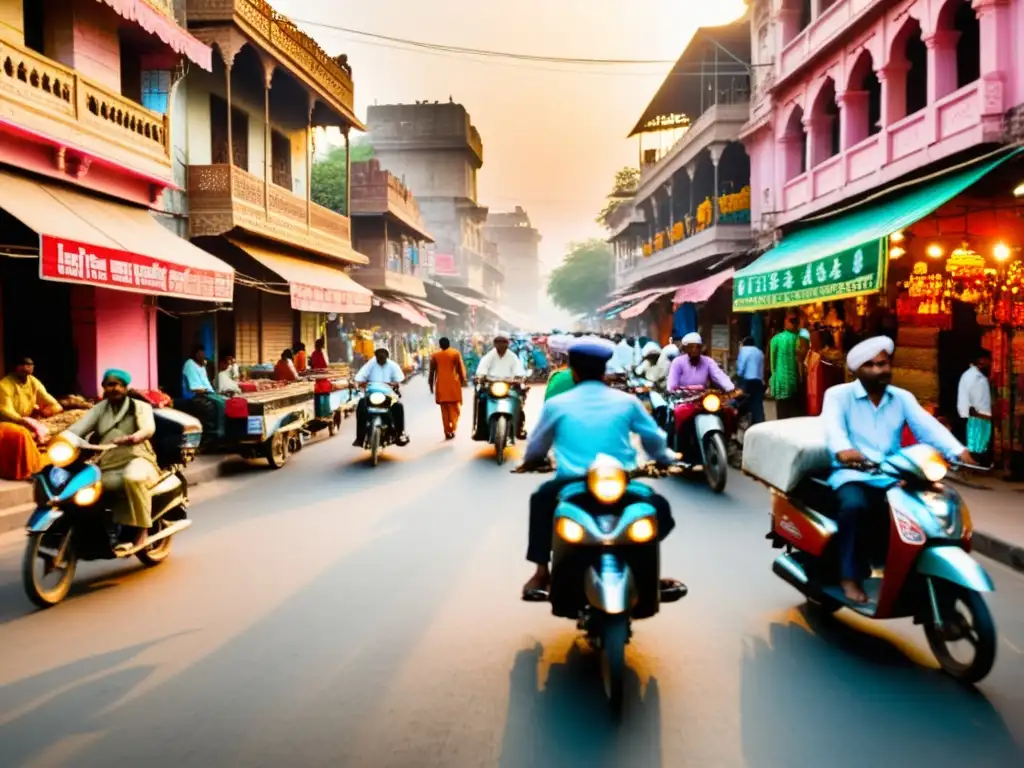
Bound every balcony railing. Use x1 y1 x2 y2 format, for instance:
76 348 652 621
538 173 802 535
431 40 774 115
0 37 171 177
640 187 751 257
188 164 360 262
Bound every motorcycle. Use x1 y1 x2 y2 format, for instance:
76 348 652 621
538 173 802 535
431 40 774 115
664 387 731 493
23 406 202 608
361 382 400 466
520 457 686 717
473 377 524 465
627 376 667 418
745 421 997 684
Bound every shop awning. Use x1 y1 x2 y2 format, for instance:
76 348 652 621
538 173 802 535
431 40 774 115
99 0 212 71
407 298 454 318
228 238 372 314
0 170 234 301
732 149 1023 311
376 298 432 326
672 268 735 304
619 285 683 319
596 288 665 313
445 290 485 307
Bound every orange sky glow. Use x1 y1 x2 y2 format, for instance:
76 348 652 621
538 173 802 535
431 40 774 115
278 0 749 317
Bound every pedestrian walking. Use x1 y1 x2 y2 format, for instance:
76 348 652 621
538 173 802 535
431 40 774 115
769 312 803 419
430 337 468 440
735 337 765 424
957 347 993 466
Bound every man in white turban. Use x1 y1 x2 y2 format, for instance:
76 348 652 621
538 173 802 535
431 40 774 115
821 336 974 604
635 341 663 380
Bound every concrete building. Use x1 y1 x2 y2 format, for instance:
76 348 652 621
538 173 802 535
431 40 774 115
485 207 542 318
366 101 503 301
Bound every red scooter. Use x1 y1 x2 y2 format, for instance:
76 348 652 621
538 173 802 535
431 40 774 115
664 387 734 492
747 433 997 684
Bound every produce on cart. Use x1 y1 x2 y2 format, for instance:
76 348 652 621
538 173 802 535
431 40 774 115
222 380 314 468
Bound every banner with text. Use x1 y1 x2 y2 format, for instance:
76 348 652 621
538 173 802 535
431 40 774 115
40 236 234 302
290 282 372 314
732 240 886 311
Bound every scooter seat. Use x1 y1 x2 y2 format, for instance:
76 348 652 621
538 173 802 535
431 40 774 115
789 475 840 520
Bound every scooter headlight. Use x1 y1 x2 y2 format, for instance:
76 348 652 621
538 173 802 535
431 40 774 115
368 391 387 406
628 517 657 543
556 518 585 543
47 438 78 468
702 394 721 413
588 463 627 504
73 483 102 507
490 381 510 398
921 455 947 483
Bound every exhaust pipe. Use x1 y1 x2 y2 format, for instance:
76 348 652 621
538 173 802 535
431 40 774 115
772 553 809 592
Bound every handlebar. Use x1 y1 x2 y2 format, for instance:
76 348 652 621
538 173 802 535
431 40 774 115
512 460 685 478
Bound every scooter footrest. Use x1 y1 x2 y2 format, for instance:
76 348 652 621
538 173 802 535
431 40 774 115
521 588 550 603
660 581 688 603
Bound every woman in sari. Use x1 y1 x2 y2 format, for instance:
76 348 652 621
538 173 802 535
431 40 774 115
0 356 62 481
67 369 159 552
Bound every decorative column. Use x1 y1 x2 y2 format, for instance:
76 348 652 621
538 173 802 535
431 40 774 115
924 30 960 105
973 0 1011 116
685 161 697 216
874 66 893 166
879 61 908 127
343 127 351 217
261 56 275 216
776 7 803 50
708 143 725 225
837 89 869 150
306 94 315 229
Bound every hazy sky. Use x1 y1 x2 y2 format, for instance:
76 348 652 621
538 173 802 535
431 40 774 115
277 0 747 286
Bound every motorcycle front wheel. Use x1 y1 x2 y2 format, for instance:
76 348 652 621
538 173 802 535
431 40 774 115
601 614 629 719
369 423 382 467
23 531 77 608
924 584 996 684
493 415 508 466
702 432 728 493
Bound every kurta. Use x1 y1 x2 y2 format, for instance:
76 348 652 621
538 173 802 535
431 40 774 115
0 374 61 480
69 398 159 528
431 348 466 404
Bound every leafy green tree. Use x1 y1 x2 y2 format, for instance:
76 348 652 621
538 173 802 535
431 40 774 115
597 166 640 228
311 141 374 214
547 239 614 316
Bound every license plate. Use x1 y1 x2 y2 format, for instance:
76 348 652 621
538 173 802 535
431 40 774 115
247 416 263 435
367 408 388 415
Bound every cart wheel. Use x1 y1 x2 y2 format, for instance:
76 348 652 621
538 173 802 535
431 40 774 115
265 432 289 468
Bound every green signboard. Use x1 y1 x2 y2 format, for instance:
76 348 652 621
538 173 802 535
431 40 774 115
732 239 887 311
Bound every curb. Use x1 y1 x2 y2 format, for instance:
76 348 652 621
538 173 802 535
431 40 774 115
972 531 1024 575
0 454 239 538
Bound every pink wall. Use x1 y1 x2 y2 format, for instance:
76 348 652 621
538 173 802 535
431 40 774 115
71 286 156 397
45 0 122 93
750 0 1022 226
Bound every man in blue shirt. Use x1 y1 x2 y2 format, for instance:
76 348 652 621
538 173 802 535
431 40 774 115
735 336 765 424
516 337 681 599
822 336 973 604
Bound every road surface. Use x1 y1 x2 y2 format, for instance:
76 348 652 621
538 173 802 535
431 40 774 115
1 384 1022 767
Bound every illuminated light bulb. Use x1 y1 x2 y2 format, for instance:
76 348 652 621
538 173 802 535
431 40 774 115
889 246 905 259
994 243 1011 262
890 230 906 243
926 244 944 259
1014 287 1020 295
1015 183 1024 198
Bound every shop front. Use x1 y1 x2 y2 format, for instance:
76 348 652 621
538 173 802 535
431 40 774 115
0 169 233 397
733 148 1024 453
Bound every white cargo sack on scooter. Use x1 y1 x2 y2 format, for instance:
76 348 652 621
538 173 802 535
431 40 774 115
742 417 833 492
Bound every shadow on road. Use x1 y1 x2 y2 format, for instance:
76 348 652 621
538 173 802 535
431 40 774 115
740 608 1023 768
498 641 662 768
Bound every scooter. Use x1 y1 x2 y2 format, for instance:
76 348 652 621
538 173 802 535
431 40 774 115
665 387 730 493
360 382 400 467
519 456 686 717
23 406 202 608
473 377 524 465
754 438 997 684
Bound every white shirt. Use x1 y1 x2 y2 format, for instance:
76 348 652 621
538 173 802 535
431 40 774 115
476 349 526 379
355 359 405 384
613 341 636 371
957 365 991 419
215 366 241 395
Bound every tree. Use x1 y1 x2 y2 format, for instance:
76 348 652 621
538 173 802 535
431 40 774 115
547 239 614 316
311 141 374 214
596 166 640 229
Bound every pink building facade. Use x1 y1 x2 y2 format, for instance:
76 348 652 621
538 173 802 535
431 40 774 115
743 0 1024 234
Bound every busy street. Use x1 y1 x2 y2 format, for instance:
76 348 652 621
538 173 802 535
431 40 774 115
1 384 1023 768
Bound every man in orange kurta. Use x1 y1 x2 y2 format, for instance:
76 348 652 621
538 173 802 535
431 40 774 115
429 337 468 439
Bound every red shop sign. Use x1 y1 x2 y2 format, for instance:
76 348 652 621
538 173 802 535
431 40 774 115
40 236 233 301
290 282 372 314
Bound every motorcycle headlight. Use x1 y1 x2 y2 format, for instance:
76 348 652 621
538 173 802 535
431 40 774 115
628 518 657 543
556 518 585 543
47 438 78 468
588 463 627 504
490 381 510 398
702 394 721 413
921 455 947 483
368 392 387 406
73 483 102 507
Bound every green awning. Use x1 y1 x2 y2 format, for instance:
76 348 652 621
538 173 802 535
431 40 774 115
732 148 1023 311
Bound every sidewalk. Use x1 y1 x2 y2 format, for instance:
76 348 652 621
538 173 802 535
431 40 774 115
0 453 250 537
950 472 1024 574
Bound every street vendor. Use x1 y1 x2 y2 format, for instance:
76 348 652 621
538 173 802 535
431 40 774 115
0 356 63 480
293 341 308 374
180 346 224 437
274 349 300 382
310 338 329 370
68 368 159 552
215 354 242 397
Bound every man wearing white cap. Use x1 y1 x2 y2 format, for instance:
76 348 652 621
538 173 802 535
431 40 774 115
353 347 409 447
475 334 528 440
635 341 662 380
666 333 736 393
822 335 973 604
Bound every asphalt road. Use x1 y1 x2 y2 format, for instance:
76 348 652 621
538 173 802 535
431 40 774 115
1 383 1022 768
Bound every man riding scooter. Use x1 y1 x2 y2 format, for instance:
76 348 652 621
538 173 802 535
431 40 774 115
666 333 740 432
474 334 528 441
822 336 976 604
352 347 409 447
515 337 685 601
